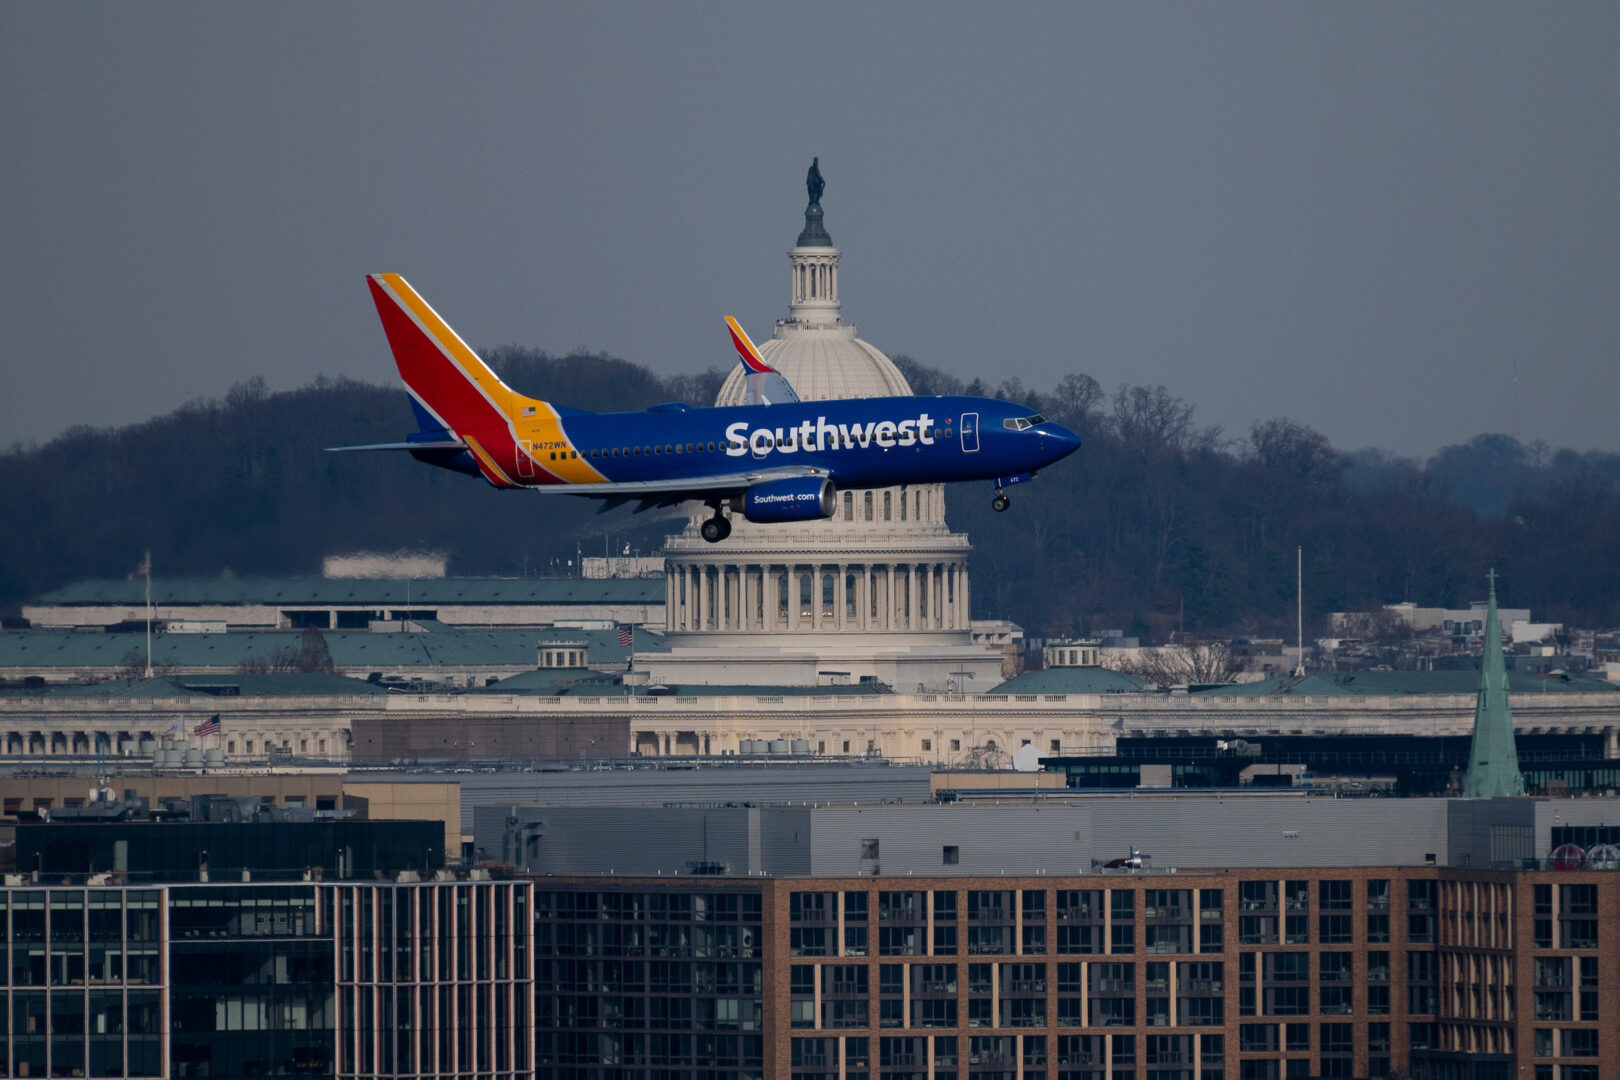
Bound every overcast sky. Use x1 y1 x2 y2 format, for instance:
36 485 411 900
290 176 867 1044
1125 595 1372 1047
5 3 1617 458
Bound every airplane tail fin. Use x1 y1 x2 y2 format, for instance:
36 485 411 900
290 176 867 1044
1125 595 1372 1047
726 316 799 405
367 273 541 436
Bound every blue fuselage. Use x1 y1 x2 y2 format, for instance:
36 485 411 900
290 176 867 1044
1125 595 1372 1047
518 395 1080 489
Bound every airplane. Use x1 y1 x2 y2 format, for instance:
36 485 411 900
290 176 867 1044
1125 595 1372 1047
332 274 1081 543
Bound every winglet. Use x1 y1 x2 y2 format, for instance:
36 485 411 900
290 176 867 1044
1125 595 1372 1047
725 316 799 405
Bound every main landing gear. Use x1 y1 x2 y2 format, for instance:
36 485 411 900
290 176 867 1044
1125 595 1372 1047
991 492 1010 512
700 506 733 543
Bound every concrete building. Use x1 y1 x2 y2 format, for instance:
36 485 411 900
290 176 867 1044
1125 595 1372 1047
3 669 1620 771
503 793 1620 1080
22 575 664 633
0 806 530 1080
0 625 656 685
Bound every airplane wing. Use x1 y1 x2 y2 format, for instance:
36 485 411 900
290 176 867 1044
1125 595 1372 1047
532 463 830 513
726 317 799 405
325 440 467 452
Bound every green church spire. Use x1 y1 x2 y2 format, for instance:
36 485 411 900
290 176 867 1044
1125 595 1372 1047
1461 569 1527 797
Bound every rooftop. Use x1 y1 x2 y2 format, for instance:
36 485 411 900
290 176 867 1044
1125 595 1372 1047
0 626 664 674
991 667 1149 695
30 575 665 607
1198 670 1620 696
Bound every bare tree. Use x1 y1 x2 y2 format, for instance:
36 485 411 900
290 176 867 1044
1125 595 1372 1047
1107 642 1240 688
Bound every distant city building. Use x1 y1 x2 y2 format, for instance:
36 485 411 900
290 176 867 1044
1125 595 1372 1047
0 801 529 1080
21 576 664 634
1333 600 1535 639
492 793 1620 1080
320 550 448 579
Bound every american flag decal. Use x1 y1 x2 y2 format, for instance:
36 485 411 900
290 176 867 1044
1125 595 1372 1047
521 406 535 416
618 626 633 648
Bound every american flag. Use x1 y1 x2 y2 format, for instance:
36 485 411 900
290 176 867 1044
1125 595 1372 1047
193 714 221 737
618 626 633 648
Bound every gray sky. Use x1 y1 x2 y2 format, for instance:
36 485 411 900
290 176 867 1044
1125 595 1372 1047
5 3 1617 457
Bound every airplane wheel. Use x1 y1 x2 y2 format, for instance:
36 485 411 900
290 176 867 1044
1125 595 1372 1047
701 516 731 543
992 492 1010 512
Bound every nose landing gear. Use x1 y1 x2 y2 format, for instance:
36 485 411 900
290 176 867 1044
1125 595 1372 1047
991 492 1010 512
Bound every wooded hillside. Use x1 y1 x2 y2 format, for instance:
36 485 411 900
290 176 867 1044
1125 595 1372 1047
4 348 1617 638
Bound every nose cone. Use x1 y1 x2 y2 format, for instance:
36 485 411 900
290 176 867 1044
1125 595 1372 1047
1039 423 1082 462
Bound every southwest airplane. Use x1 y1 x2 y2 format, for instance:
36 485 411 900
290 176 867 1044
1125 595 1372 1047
335 274 1080 542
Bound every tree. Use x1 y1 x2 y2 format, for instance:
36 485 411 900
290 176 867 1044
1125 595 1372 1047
296 628 336 674
1248 418 1343 487
1106 642 1241 688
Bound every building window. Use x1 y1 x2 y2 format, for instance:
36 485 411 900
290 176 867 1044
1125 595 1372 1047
861 839 880 860
922 739 932 752
950 739 961 752
1566 1030 1599 1057
1050 739 1061 752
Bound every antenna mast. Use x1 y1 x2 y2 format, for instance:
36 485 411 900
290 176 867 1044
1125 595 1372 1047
1293 546 1305 677
143 549 154 680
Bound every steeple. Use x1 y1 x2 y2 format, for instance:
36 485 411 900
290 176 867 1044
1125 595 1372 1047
1461 569 1527 797
787 158 842 327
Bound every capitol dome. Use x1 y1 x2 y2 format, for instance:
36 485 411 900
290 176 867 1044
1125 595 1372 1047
715 170 911 406
648 164 1005 698
715 325 913 405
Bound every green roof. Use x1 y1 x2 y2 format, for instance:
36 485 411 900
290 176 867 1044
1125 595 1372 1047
0 627 664 672
991 667 1149 694
477 668 620 694
1 672 390 699
558 681 894 699
32 576 665 606
1196 670 1620 697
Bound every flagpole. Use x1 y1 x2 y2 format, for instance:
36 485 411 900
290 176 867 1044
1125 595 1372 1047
143 549 154 680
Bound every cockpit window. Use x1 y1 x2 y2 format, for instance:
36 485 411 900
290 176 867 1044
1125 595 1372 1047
1026 414 1044 425
1003 415 1045 431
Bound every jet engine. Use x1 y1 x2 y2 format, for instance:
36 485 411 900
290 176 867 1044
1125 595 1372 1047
741 477 836 524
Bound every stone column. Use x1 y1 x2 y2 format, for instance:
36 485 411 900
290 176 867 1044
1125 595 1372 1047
837 564 848 630
744 566 756 632
765 566 777 631
861 566 872 630
884 565 896 629
672 565 683 631
696 566 708 632
723 567 733 630
786 568 798 631
812 566 824 631
909 564 921 630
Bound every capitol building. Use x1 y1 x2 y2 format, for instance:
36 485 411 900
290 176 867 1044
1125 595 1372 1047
643 171 1006 691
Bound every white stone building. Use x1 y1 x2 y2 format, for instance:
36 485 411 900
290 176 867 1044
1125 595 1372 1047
643 178 1005 691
